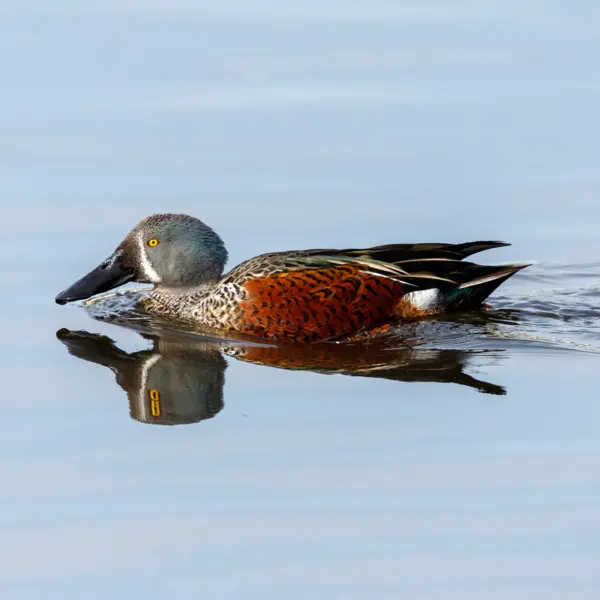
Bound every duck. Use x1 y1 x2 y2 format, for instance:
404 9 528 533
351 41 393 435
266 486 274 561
55 213 529 343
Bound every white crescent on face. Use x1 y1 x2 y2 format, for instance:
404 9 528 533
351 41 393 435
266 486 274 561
136 231 161 284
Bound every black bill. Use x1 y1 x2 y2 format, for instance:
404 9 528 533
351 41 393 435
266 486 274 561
55 251 135 305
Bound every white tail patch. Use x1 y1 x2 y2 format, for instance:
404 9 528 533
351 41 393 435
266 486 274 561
404 288 440 310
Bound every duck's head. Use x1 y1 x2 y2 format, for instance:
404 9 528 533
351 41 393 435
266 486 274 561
55 214 228 305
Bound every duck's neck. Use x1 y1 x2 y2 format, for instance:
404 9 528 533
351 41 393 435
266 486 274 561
152 281 218 298
145 280 227 328
142 271 244 332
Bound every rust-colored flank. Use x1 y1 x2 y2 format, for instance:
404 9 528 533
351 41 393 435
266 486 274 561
234 266 404 342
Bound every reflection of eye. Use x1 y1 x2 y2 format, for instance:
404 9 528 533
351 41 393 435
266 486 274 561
149 388 161 417
148 238 159 247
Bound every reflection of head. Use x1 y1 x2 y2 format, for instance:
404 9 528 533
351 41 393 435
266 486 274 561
57 329 226 426
127 347 226 425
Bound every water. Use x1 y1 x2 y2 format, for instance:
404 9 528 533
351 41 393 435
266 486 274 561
2 2 600 598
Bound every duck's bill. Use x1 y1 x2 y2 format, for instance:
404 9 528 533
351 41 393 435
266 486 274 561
55 252 135 305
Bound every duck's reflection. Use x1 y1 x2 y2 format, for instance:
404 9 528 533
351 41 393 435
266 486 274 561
57 329 226 425
57 327 506 426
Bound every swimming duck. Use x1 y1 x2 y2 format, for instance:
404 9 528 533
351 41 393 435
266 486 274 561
55 213 528 342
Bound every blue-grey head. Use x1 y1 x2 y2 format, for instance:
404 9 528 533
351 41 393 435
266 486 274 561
55 214 228 304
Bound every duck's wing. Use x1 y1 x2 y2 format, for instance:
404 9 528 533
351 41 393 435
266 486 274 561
224 239 523 295
223 251 457 293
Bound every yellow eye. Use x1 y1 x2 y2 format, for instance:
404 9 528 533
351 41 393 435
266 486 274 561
147 238 159 247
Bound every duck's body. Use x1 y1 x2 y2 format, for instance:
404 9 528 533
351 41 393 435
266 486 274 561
140 242 526 342
56 214 528 343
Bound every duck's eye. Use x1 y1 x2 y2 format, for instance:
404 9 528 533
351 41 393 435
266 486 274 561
147 238 159 247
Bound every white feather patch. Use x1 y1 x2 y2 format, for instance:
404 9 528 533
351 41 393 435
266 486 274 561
404 288 440 310
137 232 161 283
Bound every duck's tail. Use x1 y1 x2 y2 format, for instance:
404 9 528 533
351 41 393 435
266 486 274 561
441 264 530 310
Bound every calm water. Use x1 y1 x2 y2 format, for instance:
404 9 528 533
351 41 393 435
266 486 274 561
2 2 600 598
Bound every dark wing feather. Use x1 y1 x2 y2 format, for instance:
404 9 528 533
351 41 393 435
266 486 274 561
284 240 509 263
